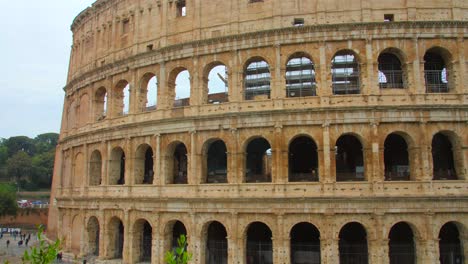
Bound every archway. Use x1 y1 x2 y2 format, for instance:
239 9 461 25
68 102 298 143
290 222 321 264
339 222 368 264
424 48 450 93
246 222 273 264
439 222 463 264
378 53 404 89
289 136 319 182
173 143 188 184
133 219 152 262
245 138 272 183
388 222 415 264
384 134 410 181
87 217 100 256
89 150 102 186
109 147 125 185
205 221 228 264
331 51 360 94
108 217 124 259
335 135 364 181
135 144 154 184
244 59 271 100
286 55 316 97
206 140 227 183
432 133 457 180
207 65 229 104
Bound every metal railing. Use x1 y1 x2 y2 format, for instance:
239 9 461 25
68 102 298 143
246 241 273 264
379 70 404 89
424 70 449 93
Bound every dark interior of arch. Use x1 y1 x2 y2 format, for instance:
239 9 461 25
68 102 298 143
439 222 463 264
87 218 100 256
173 144 188 184
172 221 187 249
246 222 273 264
207 140 227 183
118 152 125 185
206 221 228 264
141 221 152 261
384 134 410 181
339 222 368 264
246 138 272 183
432 133 457 180
389 222 415 264
116 221 124 259
424 51 448 93
378 53 404 88
290 222 321 264
143 148 154 184
336 135 364 181
289 136 318 182
90 151 102 186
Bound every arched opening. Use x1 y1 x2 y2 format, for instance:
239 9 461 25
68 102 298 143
172 221 187 250
424 48 450 93
87 217 100 256
94 87 107 121
173 143 188 184
205 221 228 264
290 222 321 264
378 53 404 89
384 134 410 181
388 222 415 264
135 144 154 184
73 153 84 188
286 55 317 97
289 136 319 182
331 51 360 95
174 70 191 107
432 133 457 180
109 147 125 185
108 217 124 259
244 59 271 100
89 150 102 186
246 222 273 264
245 138 272 183
114 80 130 116
79 94 90 126
439 222 463 264
140 74 158 111
134 219 152 263
335 135 364 181
339 222 368 264
207 65 228 104
206 140 227 183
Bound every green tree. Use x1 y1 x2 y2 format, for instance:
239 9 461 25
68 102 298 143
22 225 61 264
0 183 17 216
165 234 192 264
31 150 55 188
5 136 36 157
6 151 33 186
34 133 58 153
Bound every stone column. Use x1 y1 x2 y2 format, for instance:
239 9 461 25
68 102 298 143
274 214 288 263
230 49 242 103
189 130 198 184
228 213 240 264
125 138 134 185
151 215 160 264
123 211 131 263
417 238 439 264
321 238 339 263
154 134 161 185
272 44 284 100
158 62 169 110
82 144 88 195
273 124 284 183
457 37 466 94
412 37 424 94
370 122 383 182
318 42 331 97
321 123 332 183
79 212 86 258
364 39 376 95
418 122 432 181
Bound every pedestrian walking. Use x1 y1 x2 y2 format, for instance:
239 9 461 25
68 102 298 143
6 239 10 248
25 238 29 246
18 240 23 247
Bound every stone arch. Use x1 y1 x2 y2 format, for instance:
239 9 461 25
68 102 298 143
245 221 273 264
140 72 158 111
163 220 188 253
335 133 365 181
94 86 107 120
290 222 321 264
168 67 191 107
378 47 407 89
109 147 125 185
204 61 229 104
339 222 368 264
86 216 100 256
201 220 228 264
285 52 317 97
71 215 83 255
89 150 102 186
73 152 84 187
431 131 463 180
202 138 228 183
288 135 319 182
107 216 124 259
134 143 154 184
68 99 77 130
384 132 411 181
78 93 90 126
423 46 454 93
438 221 464 264
388 221 417 264
114 80 130 116
243 56 271 100
132 218 153 263
331 49 361 95
165 141 188 184
244 136 272 183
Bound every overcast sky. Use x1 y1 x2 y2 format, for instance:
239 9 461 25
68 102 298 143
0 0 95 139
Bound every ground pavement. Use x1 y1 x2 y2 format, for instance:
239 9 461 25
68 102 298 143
0 233 39 264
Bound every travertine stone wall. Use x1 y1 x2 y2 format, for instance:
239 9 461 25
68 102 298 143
49 0 468 263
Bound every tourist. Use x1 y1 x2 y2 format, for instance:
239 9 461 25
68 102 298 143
6 239 10 248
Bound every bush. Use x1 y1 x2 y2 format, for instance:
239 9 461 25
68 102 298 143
165 234 192 264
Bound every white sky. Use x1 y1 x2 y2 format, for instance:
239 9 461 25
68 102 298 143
0 0 95 139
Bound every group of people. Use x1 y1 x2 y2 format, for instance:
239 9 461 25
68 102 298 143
1 229 34 248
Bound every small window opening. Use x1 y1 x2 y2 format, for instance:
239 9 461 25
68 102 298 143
249 0 264 3
146 44 153 51
122 19 130 34
384 14 394 22
177 0 186 17
293 18 304 27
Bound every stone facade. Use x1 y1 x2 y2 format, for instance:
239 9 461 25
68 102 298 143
48 0 468 263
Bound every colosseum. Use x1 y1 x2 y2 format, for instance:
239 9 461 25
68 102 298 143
47 0 468 263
